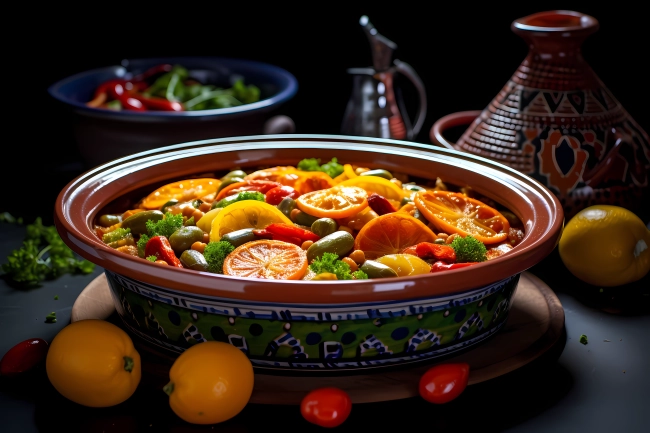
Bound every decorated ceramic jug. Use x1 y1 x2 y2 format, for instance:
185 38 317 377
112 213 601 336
430 10 650 220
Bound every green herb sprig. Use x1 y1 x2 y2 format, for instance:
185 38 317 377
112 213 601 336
1 216 95 288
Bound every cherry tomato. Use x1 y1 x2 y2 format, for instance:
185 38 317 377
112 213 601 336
300 387 352 428
0 338 49 376
419 362 470 404
265 185 300 205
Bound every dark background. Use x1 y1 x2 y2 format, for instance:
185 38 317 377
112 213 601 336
7 3 648 225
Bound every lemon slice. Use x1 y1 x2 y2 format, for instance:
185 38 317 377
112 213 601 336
339 175 407 202
375 254 432 277
209 200 293 242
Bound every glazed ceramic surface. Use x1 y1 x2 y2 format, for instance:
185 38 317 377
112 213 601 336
431 10 650 220
48 57 298 168
54 135 563 372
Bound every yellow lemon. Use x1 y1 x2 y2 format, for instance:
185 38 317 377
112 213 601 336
338 175 407 202
558 205 650 287
209 200 292 242
375 254 432 277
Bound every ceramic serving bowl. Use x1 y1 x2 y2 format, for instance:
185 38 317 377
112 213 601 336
54 135 563 374
48 56 298 168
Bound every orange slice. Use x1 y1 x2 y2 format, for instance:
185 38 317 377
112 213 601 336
354 213 438 260
295 185 368 219
413 190 510 244
139 178 221 210
209 200 293 242
223 240 308 280
244 167 336 194
338 175 407 209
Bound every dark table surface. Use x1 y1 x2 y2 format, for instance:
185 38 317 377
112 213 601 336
1 211 649 432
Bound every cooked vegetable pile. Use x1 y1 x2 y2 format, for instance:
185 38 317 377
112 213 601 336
93 158 525 280
86 64 261 112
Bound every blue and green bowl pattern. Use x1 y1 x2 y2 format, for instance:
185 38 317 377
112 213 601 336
106 271 519 371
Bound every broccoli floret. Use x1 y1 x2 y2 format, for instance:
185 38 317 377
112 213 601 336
102 227 131 244
450 235 487 263
297 157 344 178
352 270 369 280
203 241 235 274
297 158 322 172
212 192 265 209
309 252 367 280
137 234 150 258
146 212 184 238
320 157 344 178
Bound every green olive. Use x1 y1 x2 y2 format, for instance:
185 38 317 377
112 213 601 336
360 169 393 180
98 214 121 227
121 210 164 235
311 218 338 238
161 199 179 214
359 260 399 278
292 209 319 227
180 249 209 271
220 228 257 248
215 177 245 195
277 197 296 219
306 231 355 263
169 226 205 254
220 170 248 181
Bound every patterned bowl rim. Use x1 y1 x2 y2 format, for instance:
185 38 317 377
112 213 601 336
54 134 564 305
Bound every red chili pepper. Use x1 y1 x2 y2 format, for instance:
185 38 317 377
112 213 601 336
367 193 396 215
430 261 478 273
265 223 320 242
144 236 183 267
415 242 457 263
252 229 273 239
0 338 49 377
265 185 300 205
132 63 174 82
252 228 304 245
131 94 184 111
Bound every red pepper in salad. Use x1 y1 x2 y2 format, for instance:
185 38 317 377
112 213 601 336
265 185 301 205
144 236 183 267
264 223 321 242
414 242 457 263
252 228 303 246
429 261 478 273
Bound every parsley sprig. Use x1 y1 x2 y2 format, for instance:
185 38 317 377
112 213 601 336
1 216 95 288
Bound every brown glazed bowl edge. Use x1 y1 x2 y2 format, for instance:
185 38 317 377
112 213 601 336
54 134 564 305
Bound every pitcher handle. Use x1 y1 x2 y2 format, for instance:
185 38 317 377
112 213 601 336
394 59 427 139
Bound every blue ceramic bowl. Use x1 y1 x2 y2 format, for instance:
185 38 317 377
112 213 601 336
48 56 299 167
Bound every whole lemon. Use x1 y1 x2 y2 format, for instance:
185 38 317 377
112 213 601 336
46 319 141 407
558 205 650 286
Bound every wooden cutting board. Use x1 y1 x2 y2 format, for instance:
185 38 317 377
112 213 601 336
72 271 565 404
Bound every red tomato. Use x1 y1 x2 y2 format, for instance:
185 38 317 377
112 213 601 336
300 387 352 428
0 338 49 376
265 185 300 205
418 362 470 404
